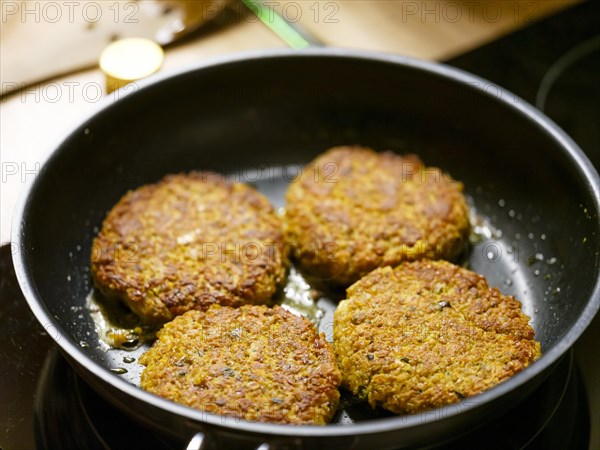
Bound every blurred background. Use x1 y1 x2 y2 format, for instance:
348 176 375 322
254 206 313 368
0 0 592 241
1 1 598 449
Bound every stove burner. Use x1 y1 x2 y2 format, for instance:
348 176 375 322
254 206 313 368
535 35 600 110
448 1 600 170
35 349 178 449
536 35 600 168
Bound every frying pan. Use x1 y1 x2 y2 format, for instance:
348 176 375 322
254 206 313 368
12 49 600 449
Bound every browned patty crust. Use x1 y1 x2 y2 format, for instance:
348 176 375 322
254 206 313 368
139 305 341 424
334 260 541 414
284 146 471 286
91 172 288 324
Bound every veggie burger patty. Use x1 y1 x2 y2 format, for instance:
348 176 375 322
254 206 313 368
285 146 470 286
334 259 541 414
91 172 288 324
140 305 341 424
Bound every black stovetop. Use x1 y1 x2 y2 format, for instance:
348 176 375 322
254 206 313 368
1 3 598 449
446 0 600 170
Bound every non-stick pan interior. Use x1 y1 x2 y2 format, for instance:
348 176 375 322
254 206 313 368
15 50 600 444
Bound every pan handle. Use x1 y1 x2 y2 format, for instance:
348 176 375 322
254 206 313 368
185 433 274 450
186 432 207 450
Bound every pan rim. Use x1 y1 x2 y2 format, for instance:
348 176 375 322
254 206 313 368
11 47 600 438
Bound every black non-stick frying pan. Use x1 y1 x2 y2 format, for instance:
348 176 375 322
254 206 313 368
12 49 600 449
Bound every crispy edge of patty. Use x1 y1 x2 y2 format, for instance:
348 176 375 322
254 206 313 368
139 305 341 425
91 172 288 324
284 146 470 286
333 260 541 414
